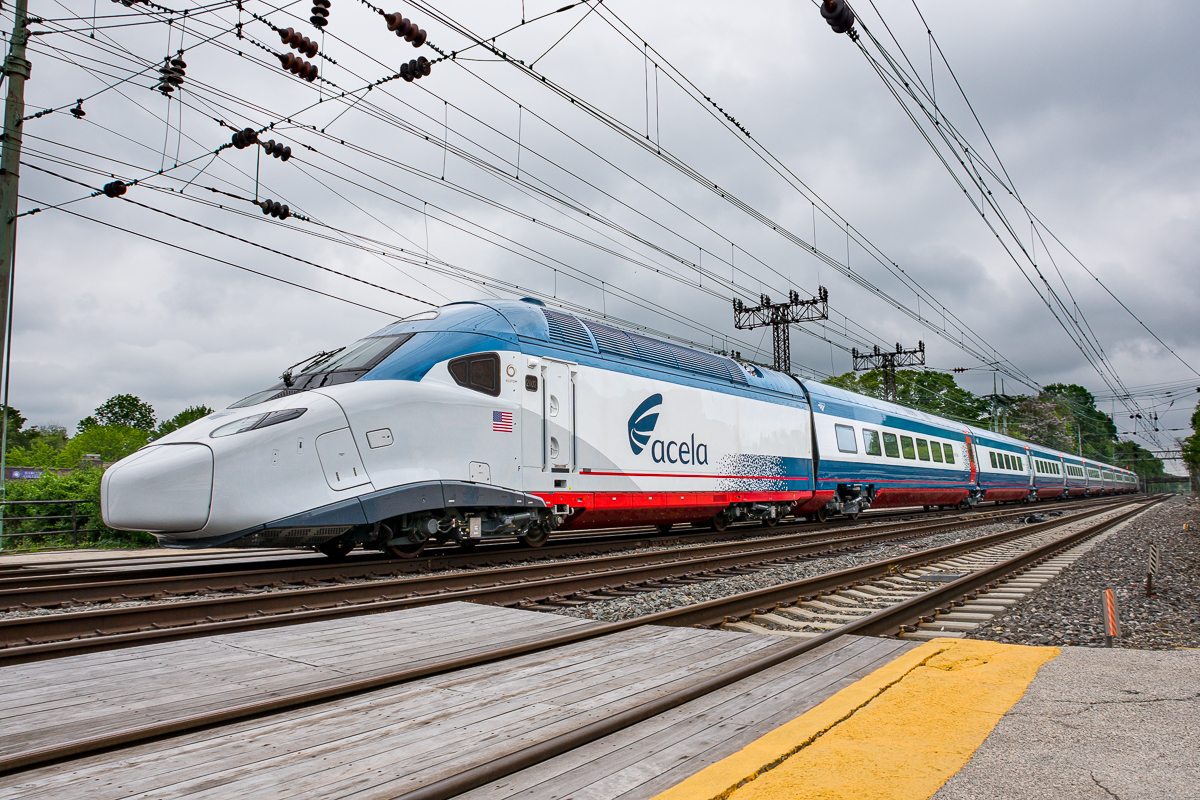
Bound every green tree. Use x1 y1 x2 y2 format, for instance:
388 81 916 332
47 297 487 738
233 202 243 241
1041 384 1117 460
1007 396 1074 452
1183 401 1200 492
7 425 150 468
824 369 988 424
79 394 156 434
155 405 215 439
1112 440 1166 479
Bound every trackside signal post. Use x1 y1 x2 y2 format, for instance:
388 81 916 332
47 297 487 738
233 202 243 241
733 287 828 373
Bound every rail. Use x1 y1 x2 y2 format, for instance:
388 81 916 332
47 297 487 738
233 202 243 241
0 499 96 547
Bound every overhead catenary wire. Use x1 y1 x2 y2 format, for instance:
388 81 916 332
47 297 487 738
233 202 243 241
842 4 1170 449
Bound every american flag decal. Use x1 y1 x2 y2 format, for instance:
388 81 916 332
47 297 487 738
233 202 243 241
492 410 513 432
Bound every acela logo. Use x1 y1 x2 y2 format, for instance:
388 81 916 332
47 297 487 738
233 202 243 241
628 394 661 455
627 394 709 465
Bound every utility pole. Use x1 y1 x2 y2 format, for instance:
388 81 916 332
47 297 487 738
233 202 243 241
0 0 29 366
851 341 925 402
732 287 828 374
0 0 31 542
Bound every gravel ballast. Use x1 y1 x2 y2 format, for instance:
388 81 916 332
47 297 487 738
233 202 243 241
970 494 1200 650
552 520 1027 622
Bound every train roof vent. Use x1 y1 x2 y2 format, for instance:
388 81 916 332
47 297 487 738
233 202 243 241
626 332 679 370
542 309 596 351
667 343 747 384
582 320 641 359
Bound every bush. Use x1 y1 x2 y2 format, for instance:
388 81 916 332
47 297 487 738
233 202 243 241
1 467 156 551
7 425 151 468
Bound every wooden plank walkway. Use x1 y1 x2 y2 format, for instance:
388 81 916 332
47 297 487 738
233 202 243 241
0 603 915 800
0 602 594 758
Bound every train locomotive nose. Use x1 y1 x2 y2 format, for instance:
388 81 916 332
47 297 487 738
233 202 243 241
102 444 214 532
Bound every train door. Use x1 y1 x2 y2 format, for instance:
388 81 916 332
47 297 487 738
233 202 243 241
522 357 575 477
1024 447 1034 488
964 434 977 483
543 358 575 473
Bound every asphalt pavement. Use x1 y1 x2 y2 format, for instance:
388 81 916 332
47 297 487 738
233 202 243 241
933 645 1200 800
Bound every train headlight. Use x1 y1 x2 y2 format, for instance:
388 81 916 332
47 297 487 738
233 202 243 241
209 408 307 438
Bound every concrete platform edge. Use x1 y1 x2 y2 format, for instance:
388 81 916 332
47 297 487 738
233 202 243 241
650 637 1059 800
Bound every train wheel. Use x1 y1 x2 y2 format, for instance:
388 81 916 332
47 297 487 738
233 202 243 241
709 512 730 532
923 505 932 511
519 524 550 548
959 500 972 510
316 537 354 559
655 523 673 534
845 511 859 521
761 516 778 527
458 538 478 550
815 507 828 524
385 539 426 559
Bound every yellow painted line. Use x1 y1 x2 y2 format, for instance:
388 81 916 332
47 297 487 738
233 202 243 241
651 638 1058 800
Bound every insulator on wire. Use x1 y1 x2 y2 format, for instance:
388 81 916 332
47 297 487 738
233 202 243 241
820 0 855 34
102 180 127 198
70 100 85 119
384 12 426 47
279 27 319 58
259 199 291 219
400 55 431 82
152 53 186 95
263 139 292 161
310 0 330 28
278 52 318 81
231 127 259 149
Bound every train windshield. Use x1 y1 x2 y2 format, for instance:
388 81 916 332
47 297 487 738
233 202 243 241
298 335 408 375
228 334 412 408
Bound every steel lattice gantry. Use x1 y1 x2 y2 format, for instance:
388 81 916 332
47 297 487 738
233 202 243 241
732 287 828 373
851 341 926 401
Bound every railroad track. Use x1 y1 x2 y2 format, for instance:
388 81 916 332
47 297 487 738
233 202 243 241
0 496 1112 603
0 498 1128 664
0 495 1159 783
0 496 1110 589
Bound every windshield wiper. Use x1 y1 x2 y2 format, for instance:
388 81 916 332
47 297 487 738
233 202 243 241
281 347 345 387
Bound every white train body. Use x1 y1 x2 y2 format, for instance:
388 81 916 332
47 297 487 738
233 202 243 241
103 300 813 550
101 299 1137 552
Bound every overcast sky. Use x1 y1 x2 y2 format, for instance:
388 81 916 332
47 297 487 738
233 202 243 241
12 0 1199 472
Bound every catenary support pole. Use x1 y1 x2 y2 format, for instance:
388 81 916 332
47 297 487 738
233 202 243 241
0 0 31 544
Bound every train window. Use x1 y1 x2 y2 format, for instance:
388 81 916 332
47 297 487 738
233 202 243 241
930 441 943 462
943 443 955 463
900 436 916 460
916 439 930 461
1017 457 1024 471
299 334 411 375
1002 453 1011 470
447 353 501 397
882 432 900 458
989 452 997 469
863 429 882 456
835 424 858 454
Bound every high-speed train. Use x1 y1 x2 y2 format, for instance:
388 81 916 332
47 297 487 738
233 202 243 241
101 299 1139 557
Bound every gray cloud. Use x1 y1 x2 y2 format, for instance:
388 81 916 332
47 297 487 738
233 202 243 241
9 0 1198 468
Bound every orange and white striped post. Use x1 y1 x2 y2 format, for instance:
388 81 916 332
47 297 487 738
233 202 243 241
1102 589 1119 648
